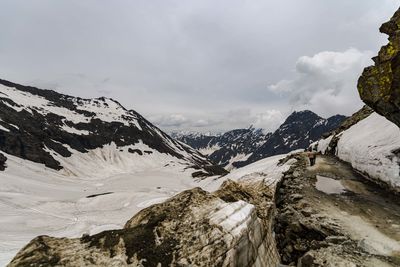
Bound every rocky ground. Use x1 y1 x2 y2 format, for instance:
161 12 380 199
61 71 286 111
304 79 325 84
275 153 400 267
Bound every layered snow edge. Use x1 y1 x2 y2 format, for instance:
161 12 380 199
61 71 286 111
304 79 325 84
315 112 400 193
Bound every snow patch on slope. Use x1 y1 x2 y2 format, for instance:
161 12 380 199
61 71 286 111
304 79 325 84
336 113 400 191
315 135 333 154
199 144 221 156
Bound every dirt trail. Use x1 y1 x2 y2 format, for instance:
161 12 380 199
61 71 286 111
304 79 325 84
310 155 400 255
275 153 400 266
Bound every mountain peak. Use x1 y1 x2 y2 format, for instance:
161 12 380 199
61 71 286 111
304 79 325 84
283 110 320 125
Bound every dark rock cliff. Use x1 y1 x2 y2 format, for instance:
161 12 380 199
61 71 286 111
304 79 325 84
358 8 400 127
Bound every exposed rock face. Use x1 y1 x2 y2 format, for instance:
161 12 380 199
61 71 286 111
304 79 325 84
0 79 221 174
358 8 400 128
9 179 282 267
172 127 271 169
0 152 6 171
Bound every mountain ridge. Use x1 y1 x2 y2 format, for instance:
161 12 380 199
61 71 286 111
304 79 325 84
174 110 346 169
0 78 221 175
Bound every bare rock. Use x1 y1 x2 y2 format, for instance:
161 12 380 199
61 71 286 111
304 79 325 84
358 8 400 127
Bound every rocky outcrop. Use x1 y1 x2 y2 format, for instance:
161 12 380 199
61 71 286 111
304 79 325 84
0 152 6 171
8 177 283 267
358 8 400 128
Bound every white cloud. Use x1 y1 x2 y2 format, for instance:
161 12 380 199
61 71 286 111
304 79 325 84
253 110 284 132
268 48 374 117
151 114 188 127
0 1 396 132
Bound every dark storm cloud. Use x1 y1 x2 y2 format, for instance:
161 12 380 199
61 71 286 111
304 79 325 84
0 0 398 132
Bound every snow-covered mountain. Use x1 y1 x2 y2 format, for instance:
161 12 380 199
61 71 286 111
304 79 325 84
172 127 271 169
0 79 222 175
0 79 225 265
174 111 346 169
234 111 346 167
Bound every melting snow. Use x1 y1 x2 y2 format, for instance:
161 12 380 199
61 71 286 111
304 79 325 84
336 113 400 191
316 175 346 194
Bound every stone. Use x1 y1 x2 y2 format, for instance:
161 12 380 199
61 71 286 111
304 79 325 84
358 8 400 127
325 235 348 244
297 253 315 267
0 152 6 171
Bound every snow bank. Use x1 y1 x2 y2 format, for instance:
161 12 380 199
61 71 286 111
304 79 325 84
199 153 294 192
316 135 333 154
336 113 400 191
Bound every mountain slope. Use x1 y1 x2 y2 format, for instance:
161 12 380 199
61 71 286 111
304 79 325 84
0 79 218 174
0 79 225 265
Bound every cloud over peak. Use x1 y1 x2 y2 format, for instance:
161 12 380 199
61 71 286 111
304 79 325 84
268 48 374 117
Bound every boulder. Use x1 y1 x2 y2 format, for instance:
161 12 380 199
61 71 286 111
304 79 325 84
358 8 400 127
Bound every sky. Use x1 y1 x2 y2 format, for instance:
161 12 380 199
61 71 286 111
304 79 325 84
0 1 398 133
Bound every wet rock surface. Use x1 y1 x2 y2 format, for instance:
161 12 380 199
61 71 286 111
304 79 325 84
358 8 400 127
275 154 400 266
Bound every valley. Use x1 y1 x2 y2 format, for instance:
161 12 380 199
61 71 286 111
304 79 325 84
1 3 400 267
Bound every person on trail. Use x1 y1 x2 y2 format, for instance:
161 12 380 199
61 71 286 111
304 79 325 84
307 147 317 166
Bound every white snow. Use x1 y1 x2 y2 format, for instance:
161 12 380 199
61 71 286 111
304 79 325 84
201 153 295 192
208 200 255 237
316 175 346 194
316 135 333 154
0 124 9 132
0 150 201 265
199 144 220 156
224 153 253 171
0 84 142 129
336 113 400 191
61 124 90 135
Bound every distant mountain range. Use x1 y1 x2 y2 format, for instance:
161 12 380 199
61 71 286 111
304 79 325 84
172 111 346 169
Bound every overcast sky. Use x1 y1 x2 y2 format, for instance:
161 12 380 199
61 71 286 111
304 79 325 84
0 1 398 133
